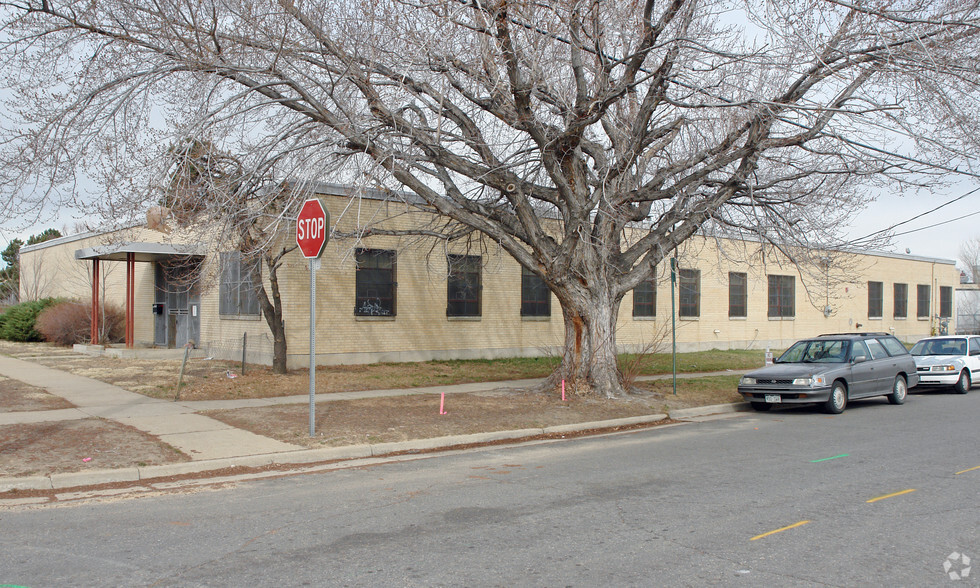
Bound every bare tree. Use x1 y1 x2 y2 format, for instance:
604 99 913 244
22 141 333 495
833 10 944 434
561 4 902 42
960 237 980 284
1 1 979 396
165 138 295 374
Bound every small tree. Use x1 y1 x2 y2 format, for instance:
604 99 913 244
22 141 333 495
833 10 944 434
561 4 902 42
165 139 295 374
1 230 62 303
960 237 980 284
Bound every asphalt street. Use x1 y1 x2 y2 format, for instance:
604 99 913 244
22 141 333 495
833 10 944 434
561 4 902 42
1 389 978 587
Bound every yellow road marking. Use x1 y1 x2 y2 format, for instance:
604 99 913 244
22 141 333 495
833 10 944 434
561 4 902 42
955 465 980 475
866 489 916 503
750 520 810 541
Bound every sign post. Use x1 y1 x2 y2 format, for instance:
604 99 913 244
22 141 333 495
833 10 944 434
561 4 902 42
296 198 329 436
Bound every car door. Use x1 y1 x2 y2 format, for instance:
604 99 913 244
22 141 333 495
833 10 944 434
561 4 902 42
848 340 876 397
864 338 893 394
969 337 980 385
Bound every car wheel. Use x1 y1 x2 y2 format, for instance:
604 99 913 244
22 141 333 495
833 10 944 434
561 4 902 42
751 402 772 412
955 370 971 394
825 381 848 414
887 375 907 405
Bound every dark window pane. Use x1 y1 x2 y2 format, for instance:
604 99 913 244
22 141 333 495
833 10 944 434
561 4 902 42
729 272 747 318
917 284 930 318
868 281 883 318
447 254 481 317
940 286 952 318
355 249 397 316
633 279 656 317
768 275 795 318
679 268 700 318
894 283 907 318
521 266 550 317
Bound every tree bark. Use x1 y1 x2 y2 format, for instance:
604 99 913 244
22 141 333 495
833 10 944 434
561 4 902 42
256 249 289 375
552 286 626 398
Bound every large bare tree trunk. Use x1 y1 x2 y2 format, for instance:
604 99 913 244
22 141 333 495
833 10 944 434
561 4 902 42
552 284 626 398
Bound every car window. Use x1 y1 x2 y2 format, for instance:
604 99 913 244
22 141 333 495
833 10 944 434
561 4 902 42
777 340 848 363
971 338 980 355
879 337 909 357
776 341 807 363
865 339 887 359
911 338 966 356
850 340 871 361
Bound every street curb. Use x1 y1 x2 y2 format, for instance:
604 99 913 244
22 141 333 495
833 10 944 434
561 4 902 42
669 402 751 419
0 413 684 493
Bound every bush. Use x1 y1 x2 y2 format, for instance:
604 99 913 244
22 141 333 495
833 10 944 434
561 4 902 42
0 298 60 342
35 301 126 346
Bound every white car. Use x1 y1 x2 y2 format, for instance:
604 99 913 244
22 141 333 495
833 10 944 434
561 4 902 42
909 336 980 394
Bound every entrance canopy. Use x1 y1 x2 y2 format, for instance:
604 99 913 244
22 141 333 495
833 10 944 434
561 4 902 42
75 242 204 347
75 241 204 263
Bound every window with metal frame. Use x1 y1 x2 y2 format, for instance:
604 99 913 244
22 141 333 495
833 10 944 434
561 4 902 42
893 283 908 319
940 286 953 319
355 249 397 316
768 275 795 318
632 279 656 317
447 254 481 317
219 251 260 317
521 266 550 317
679 268 700 318
917 284 930 318
729 272 747 318
868 281 883 319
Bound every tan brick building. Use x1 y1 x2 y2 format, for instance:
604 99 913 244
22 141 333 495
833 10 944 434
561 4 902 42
19 183 960 368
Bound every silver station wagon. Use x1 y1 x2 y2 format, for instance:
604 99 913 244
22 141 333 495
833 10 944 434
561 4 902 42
738 333 919 414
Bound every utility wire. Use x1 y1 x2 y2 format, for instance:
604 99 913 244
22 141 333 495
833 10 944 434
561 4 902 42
844 185 980 246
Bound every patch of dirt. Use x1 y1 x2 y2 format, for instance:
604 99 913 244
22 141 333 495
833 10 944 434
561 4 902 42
1 419 190 478
204 388 681 448
0 376 75 412
0 341 744 484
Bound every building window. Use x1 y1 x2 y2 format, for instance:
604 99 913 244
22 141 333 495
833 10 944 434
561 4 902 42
447 255 481 317
729 272 747 318
917 284 930 319
894 283 907 319
679 268 700 318
940 286 953 319
355 249 396 316
632 280 656 318
768 275 795 318
521 266 550 317
219 251 260 317
868 281 883 319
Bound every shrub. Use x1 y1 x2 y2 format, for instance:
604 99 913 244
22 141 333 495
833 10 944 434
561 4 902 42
0 298 60 342
35 301 126 346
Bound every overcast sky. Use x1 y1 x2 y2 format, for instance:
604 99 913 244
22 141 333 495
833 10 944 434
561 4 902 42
846 185 980 264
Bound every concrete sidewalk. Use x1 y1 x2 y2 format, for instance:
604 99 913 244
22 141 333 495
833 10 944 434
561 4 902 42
0 355 302 461
0 354 750 493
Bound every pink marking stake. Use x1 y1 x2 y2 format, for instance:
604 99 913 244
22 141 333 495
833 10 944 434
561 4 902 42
561 379 566 401
439 392 447 415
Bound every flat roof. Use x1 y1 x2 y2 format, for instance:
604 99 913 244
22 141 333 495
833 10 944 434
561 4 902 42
74 242 204 262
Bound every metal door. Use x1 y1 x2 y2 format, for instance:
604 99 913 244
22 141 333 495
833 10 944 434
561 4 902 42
154 261 201 348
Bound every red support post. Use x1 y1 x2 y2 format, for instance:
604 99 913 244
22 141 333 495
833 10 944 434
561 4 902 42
90 258 100 345
126 252 135 348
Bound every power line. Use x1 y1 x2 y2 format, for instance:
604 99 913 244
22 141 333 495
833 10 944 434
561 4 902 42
845 185 980 246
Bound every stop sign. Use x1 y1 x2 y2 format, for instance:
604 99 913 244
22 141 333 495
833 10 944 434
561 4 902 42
296 198 329 258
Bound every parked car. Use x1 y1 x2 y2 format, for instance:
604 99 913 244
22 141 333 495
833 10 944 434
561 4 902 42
909 335 980 394
738 333 918 413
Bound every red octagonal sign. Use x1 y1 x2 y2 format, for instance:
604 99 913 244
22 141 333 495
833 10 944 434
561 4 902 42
296 198 329 258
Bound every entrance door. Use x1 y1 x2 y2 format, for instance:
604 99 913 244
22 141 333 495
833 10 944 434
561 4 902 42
154 261 201 348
